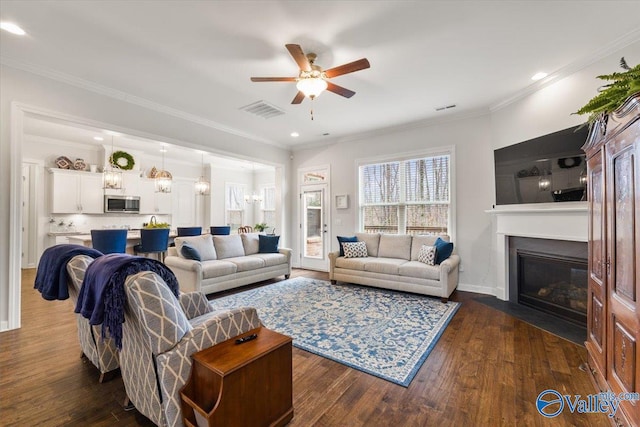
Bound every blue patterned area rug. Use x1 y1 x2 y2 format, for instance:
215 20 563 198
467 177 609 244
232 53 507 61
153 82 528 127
208 277 460 387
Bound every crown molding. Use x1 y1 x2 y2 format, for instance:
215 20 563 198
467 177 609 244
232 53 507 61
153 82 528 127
0 56 289 149
490 28 640 112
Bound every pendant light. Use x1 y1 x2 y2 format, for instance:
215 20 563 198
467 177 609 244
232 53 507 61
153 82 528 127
155 146 172 193
103 136 123 190
244 162 263 204
195 153 210 196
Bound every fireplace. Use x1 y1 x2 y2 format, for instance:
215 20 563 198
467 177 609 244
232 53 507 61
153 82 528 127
508 236 588 326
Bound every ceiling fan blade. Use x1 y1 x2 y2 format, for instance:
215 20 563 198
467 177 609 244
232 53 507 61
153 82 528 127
250 77 297 82
324 58 370 78
286 44 311 71
326 82 355 98
291 91 305 104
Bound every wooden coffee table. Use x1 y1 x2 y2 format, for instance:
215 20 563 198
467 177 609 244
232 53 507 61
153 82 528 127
180 326 293 427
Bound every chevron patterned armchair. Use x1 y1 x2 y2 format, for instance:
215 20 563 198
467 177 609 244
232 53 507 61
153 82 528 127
66 255 120 382
119 271 262 427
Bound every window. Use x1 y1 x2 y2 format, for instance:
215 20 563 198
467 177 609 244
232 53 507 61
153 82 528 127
260 186 276 228
359 152 451 236
225 183 245 231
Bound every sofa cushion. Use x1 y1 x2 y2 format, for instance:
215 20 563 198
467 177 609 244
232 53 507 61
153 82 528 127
411 235 445 260
434 237 454 264
355 232 381 257
335 257 368 271
213 235 245 259
247 253 288 267
343 241 368 258
181 243 201 261
377 234 412 260
258 235 280 253
175 234 216 261
398 261 441 280
364 258 407 275
240 233 261 255
417 245 436 265
337 236 357 257
224 256 266 272
201 260 238 279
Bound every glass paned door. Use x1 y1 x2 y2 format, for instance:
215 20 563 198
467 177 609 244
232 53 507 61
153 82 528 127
301 184 328 270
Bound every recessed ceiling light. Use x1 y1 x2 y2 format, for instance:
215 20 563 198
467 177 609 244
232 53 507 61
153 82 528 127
93 136 104 141
290 132 299 138
531 72 548 81
159 148 167 153
0 22 26 36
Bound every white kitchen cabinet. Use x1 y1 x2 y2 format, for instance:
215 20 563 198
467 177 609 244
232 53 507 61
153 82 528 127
49 169 104 214
139 178 172 214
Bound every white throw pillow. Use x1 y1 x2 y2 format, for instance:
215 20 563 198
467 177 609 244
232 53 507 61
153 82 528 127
213 234 245 259
175 234 217 261
343 241 368 258
417 245 436 265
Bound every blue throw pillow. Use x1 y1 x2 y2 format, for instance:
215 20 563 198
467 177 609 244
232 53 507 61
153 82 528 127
258 235 280 253
434 237 454 264
337 236 358 257
181 242 201 261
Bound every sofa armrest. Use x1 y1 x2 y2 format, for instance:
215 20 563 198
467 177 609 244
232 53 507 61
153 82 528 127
178 291 213 319
165 255 202 293
439 254 460 299
278 247 292 263
328 251 341 280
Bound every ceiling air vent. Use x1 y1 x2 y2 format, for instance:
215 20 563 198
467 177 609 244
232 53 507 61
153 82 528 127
240 101 285 119
435 104 457 112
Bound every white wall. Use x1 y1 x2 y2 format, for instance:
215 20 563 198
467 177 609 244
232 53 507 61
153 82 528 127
291 114 496 293
491 41 640 149
0 65 291 330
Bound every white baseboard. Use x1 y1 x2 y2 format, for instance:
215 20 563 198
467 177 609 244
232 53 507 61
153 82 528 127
0 320 9 332
457 282 496 296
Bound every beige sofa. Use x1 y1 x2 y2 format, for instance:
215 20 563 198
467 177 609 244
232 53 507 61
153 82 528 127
165 233 291 295
329 233 460 302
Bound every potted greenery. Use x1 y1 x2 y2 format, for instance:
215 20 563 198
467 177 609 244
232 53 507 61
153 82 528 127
574 57 640 124
254 223 268 232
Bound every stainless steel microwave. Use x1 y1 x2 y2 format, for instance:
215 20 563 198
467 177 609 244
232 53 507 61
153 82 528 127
104 195 140 213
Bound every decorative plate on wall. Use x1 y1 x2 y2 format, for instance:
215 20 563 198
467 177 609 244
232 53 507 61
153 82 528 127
55 156 72 169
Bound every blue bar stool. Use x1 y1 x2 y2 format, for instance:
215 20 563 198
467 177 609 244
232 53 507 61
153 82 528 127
134 228 170 262
177 227 202 237
91 229 128 254
210 226 231 235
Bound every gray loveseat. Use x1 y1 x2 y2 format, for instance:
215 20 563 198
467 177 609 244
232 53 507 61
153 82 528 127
329 233 460 302
165 233 291 295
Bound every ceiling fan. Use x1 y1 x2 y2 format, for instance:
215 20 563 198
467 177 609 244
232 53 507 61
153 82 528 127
250 44 370 104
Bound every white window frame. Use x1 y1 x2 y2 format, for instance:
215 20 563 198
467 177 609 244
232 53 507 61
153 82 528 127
225 182 246 231
259 185 276 228
356 146 456 241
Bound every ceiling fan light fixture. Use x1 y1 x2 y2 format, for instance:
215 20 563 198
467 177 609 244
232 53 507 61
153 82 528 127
296 75 328 99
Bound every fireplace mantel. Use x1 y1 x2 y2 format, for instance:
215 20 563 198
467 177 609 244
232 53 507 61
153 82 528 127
487 202 588 300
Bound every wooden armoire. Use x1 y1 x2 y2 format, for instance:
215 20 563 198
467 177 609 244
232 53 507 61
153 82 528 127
582 92 639 426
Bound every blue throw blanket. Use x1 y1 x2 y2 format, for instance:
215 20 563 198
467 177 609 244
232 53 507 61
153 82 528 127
75 254 179 349
34 244 103 300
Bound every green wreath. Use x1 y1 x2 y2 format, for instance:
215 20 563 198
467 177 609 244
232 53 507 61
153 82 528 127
110 150 135 170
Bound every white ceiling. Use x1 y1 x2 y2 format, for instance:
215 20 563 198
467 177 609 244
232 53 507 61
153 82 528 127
2 1 640 151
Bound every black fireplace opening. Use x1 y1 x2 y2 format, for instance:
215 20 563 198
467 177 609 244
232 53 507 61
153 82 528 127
517 250 587 326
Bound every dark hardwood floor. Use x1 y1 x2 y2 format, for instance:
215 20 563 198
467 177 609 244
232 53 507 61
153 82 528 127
0 268 607 426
